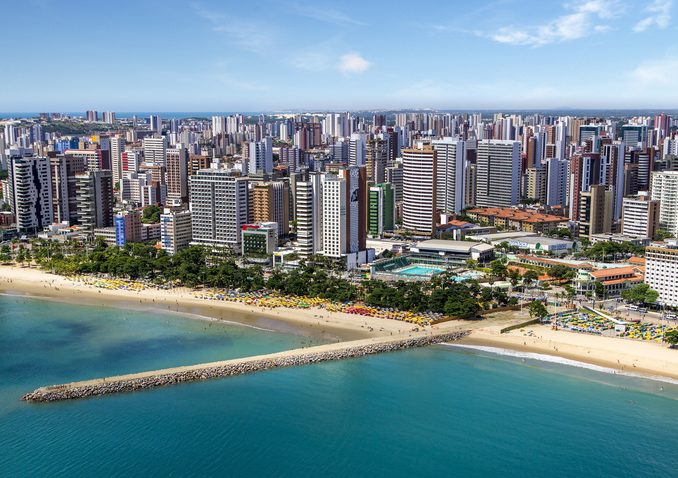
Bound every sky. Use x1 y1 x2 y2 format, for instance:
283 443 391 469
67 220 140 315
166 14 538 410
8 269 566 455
2 0 678 111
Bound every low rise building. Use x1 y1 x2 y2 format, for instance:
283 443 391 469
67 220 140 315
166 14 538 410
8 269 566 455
410 239 495 264
241 222 278 256
502 236 573 255
466 207 564 233
576 265 644 297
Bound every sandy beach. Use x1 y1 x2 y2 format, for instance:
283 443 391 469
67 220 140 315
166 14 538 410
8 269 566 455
461 321 678 380
0 265 426 341
2 264 678 381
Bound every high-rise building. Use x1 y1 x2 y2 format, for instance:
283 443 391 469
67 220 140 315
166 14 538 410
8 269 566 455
166 145 188 204
320 165 367 258
86 110 98 122
621 124 647 148
248 137 273 175
330 140 348 163
368 183 395 238
645 241 678 307
365 137 388 183
8 156 53 234
114 210 142 246
621 194 659 239
322 173 347 258
578 184 613 238
50 154 86 225
476 140 520 208
295 173 323 257
569 152 602 220
526 167 547 203
402 144 436 235
348 132 366 166
385 162 404 203
102 112 116 124
143 136 167 166
432 137 465 214
650 171 678 236
251 181 289 237
160 209 192 255
110 136 125 187
75 170 114 230
189 169 248 252
545 158 568 207
65 149 106 172
149 114 161 134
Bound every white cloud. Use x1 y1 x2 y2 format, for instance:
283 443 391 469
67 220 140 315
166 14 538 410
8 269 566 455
290 3 366 26
191 3 272 53
630 57 678 85
338 53 370 74
633 0 672 32
488 0 621 47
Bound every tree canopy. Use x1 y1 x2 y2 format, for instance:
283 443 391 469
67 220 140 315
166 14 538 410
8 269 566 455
141 205 162 224
621 283 659 305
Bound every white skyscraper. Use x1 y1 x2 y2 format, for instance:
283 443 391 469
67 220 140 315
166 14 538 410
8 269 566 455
476 140 520 208
651 171 678 236
432 137 465 214
149 115 161 134
143 136 167 166
295 173 323 257
322 173 347 258
348 132 365 166
211 116 226 137
189 169 248 252
110 136 125 187
248 137 273 175
546 158 568 207
402 144 436 235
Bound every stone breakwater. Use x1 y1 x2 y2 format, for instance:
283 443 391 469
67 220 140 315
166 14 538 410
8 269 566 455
23 331 468 402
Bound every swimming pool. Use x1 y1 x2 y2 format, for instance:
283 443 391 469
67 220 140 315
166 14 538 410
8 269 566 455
397 265 445 276
453 271 484 282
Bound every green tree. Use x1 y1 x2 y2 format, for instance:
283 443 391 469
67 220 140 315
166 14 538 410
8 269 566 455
141 205 162 223
655 229 674 241
528 300 548 320
548 265 576 281
621 283 659 305
664 329 678 345
522 270 540 287
489 260 508 279
465 258 478 270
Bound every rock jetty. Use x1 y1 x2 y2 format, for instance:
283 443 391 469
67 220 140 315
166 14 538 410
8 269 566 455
23 331 467 402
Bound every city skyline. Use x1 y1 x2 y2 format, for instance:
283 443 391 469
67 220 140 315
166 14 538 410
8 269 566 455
2 0 677 111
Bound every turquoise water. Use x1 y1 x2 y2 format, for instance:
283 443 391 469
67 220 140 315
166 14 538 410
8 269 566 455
453 271 484 282
2 295 678 477
399 265 445 276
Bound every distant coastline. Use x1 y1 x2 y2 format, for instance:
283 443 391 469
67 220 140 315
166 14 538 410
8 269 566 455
3 108 678 120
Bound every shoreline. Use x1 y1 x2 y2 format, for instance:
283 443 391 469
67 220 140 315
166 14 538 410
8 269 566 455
3 265 678 382
0 265 425 342
459 324 678 381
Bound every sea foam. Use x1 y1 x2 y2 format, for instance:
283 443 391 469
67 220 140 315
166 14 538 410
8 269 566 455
442 343 678 386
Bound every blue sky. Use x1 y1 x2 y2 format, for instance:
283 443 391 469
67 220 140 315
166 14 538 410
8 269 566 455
2 0 677 111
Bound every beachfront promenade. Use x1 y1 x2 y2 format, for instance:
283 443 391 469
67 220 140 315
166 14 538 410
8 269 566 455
23 330 469 402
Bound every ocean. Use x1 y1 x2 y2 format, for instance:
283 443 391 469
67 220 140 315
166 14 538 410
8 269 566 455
2 295 678 477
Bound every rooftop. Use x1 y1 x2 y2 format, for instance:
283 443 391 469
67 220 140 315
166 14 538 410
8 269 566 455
467 207 564 223
415 239 494 253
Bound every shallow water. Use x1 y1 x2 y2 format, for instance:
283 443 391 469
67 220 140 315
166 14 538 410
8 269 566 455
2 295 677 477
